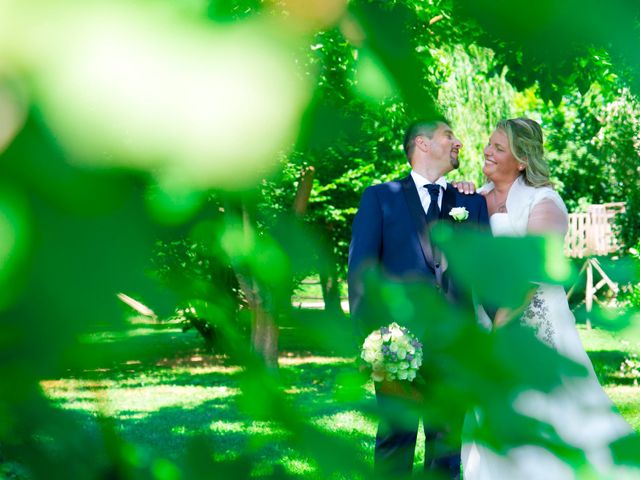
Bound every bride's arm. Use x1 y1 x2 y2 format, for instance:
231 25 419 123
527 198 568 237
493 299 535 328
493 199 568 329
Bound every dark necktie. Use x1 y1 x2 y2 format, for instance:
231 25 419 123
425 184 441 223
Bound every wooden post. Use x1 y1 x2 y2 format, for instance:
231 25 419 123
585 259 594 330
566 260 589 300
591 258 620 297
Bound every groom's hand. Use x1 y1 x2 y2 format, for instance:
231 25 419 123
378 380 423 403
452 181 476 194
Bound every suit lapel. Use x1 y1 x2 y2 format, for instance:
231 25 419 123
400 176 435 269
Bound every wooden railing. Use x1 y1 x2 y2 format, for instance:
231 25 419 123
564 202 625 258
564 202 625 328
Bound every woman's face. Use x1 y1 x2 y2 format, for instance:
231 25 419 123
482 128 522 182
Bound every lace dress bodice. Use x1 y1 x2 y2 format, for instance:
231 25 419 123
489 212 559 347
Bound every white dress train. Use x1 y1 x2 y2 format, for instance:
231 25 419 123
462 176 637 479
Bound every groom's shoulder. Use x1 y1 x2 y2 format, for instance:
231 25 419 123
464 194 487 211
366 176 409 194
465 192 487 203
447 184 485 202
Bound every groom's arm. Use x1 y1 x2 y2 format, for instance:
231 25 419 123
348 186 383 338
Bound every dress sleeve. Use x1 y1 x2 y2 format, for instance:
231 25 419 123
526 189 568 237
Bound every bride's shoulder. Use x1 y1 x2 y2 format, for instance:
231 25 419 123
514 176 563 204
532 186 567 213
532 185 563 201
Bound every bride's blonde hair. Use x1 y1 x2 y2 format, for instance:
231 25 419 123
497 118 552 187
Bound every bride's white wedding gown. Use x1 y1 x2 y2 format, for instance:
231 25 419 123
462 177 637 479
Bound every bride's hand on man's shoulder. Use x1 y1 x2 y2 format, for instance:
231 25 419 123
452 181 476 195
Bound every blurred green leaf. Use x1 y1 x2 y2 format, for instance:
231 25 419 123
434 224 573 309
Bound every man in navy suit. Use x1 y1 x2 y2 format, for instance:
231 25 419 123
348 119 489 479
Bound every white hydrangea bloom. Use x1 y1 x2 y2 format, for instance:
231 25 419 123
360 323 423 383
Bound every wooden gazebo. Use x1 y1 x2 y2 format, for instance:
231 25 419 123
564 202 626 327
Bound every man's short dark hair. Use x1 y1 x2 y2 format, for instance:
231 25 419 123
403 118 448 160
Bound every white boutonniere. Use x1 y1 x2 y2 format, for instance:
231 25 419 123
449 207 469 222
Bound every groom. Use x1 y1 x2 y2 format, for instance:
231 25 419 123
348 119 489 478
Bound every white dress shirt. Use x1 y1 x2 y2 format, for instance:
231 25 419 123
410 170 447 215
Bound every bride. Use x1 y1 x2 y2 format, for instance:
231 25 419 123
461 118 637 479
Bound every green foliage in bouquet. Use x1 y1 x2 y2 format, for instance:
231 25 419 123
361 323 423 382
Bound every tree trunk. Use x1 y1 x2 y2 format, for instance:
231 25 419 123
233 267 279 368
250 297 279 370
292 166 346 317
292 166 315 216
231 166 316 369
237 207 280 368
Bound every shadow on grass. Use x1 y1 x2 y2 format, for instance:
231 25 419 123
46 344 377 467
62 308 354 375
589 350 636 386
41 309 640 478
46 378 376 478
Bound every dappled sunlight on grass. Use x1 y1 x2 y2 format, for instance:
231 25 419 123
36 325 638 478
211 450 240 463
104 385 238 414
43 382 239 419
605 386 640 430
80 328 185 343
312 410 375 436
172 365 242 375
209 420 286 436
209 450 319 478
121 412 153 421
40 350 378 478
280 455 317 475
279 355 354 366
284 387 319 395
575 326 640 429
577 325 640 354
206 414 373 478
42 353 363 421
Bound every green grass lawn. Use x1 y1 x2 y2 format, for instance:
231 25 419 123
576 324 640 431
40 319 640 477
44 324 373 476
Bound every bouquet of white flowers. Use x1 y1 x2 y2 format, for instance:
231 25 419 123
361 322 423 382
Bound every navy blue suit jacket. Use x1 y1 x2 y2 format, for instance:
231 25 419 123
348 175 489 336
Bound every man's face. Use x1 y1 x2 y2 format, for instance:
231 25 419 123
428 123 462 169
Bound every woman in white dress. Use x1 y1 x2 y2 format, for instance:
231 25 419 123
461 118 637 479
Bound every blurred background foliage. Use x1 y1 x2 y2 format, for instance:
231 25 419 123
1 0 640 478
